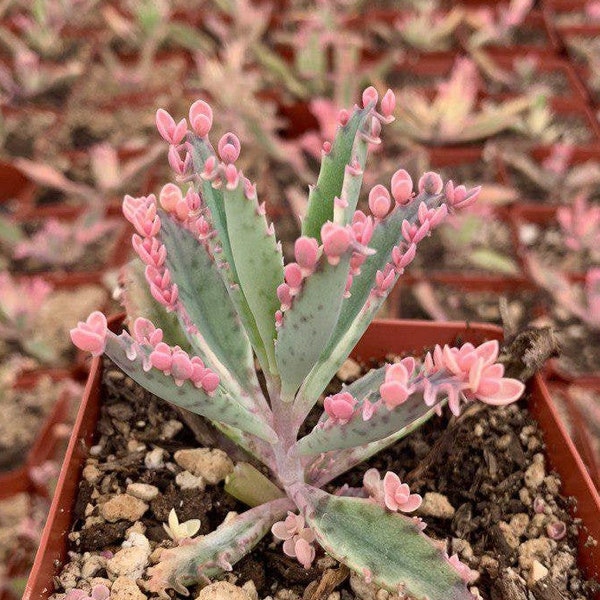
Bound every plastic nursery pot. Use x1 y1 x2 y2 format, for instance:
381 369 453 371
0 369 72 501
0 162 35 217
24 316 600 599
542 0 600 40
480 54 589 104
458 10 561 57
546 382 600 491
388 273 543 326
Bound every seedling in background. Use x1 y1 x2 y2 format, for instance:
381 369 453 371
490 143 600 202
0 272 57 364
392 58 534 145
72 88 524 600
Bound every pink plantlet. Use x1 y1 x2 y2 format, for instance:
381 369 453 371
444 181 480 210
392 243 417 272
224 164 240 189
277 283 293 310
322 141 332 155
383 472 422 513
218 133 241 164
202 155 218 180
132 235 167 268
295 237 320 272
362 86 379 108
368 185 392 220
189 99 213 137
547 521 567 540
168 144 191 176
418 202 448 229
321 222 352 265
418 172 443 195
65 584 110 600
150 342 173 373
391 169 413 206
70 311 108 357
380 89 396 119
272 513 316 570
284 263 304 290
159 183 183 213
156 109 188 145
362 398 378 421
185 188 201 212
335 195 348 210
324 392 357 424
401 218 430 245
133 318 163 347
448 554 478 584
373 266 396 298
369 117 382 142
170 349 194 386
244 178 257 200
338 109 349 126
380 361 414 409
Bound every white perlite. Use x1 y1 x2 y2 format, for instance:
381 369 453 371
195 581 251 600
100 495 148 523
111 576 148 600
126 483 159 502
417 493 455 519
174 448 233 484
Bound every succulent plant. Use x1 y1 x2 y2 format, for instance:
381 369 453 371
0 271 57 364
72 88 525 600
489 143 600 203
527 257 600 330
392 58 534 146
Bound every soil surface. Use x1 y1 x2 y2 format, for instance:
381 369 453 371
48 357 598 600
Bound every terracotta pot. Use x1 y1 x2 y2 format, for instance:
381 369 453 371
543 0 600 40
0 162 35 217
459 11 561 57
546 382 600 490
0 369 72 500
23 317 600 598
480 54 588 103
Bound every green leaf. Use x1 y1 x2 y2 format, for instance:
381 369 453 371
222 181 283 374
189 137 270 372
120 259 191 350
146 499 290 595
104 332 276 443
297 367 439 455
303 487 473 600
298 190 444 409
302 104 373 242
276 254 351 401
159 213 258 391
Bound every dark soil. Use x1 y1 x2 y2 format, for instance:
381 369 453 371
552 317 600 378
397 283 540 329
49 355 598 600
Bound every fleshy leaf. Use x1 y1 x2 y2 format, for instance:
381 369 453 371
276 253 351 402
103 332 276 443
302 487 473 600
298 189 444 410
297 367 438 455
146 499 290 596
223 180 283 374
159 213 258 391
302 103 373 242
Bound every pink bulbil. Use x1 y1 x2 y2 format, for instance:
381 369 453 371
391 169 413 205
418 172 443 195
189 100 213 137
155 109 187 145
321 223 352 265
379 359 415 410
324 392 357 424
218 133 241 164
368 185 392 220
70 312 108 357
445 181 480 210
383 472 422 513
272 512 316 570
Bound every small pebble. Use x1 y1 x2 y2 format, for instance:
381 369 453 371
111 576 147 600
174 448 233 484
126 483 159 502
417 493 455 519
195 581 250 600
100 495 148 523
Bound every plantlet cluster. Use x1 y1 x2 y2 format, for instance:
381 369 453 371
72 88 525 600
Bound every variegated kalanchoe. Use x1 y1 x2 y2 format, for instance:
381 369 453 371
71 87 525 600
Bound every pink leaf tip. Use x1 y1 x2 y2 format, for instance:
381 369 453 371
70 311 108 356
218 133 241 164
189 100 213 137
